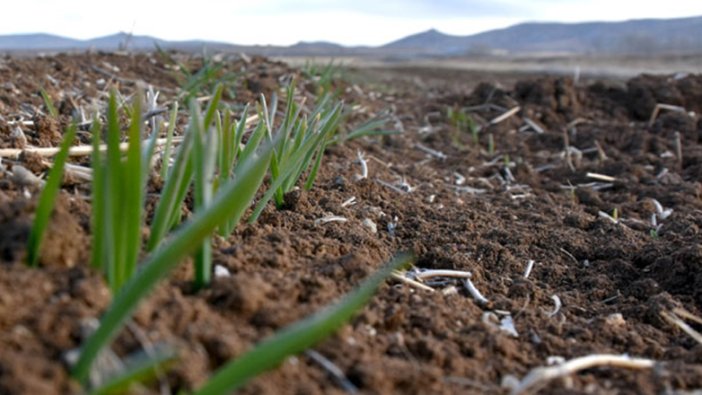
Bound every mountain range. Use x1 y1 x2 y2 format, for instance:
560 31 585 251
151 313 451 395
2 15 701 57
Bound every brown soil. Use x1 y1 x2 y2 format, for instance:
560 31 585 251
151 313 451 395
0 53 701 394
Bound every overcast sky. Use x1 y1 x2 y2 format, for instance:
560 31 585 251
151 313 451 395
3 0 702 46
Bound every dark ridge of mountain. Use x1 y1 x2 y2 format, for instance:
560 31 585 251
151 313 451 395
0 33 80 50
382 16 702 55
463 16 702 54
286 41 347 55
382 28 467 54
291 41 343 50
84 32 169 50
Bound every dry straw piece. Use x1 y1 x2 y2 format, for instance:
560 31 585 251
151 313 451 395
509 354 656 395
490 106 521 125
0 137 184 159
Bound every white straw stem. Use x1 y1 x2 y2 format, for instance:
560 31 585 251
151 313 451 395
391 271 435 292
414 269 473 280
0 137 185 159
465 278 489 305
490 106 521 125
510 354 656 395
523 260 535 279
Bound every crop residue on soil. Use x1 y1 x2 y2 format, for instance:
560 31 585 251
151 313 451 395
0 53 701 394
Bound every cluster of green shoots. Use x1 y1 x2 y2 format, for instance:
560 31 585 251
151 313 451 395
27 79 411 393
156 46 240 102
447 106 479 148
301 60 343 98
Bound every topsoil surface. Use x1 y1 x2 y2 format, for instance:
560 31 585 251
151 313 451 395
0 52 701 394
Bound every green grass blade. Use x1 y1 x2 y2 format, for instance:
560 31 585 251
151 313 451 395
304 144 326 191
90 347 176 395
161 102 178 181
216 110 228 188
230 105 249 167
270 149 284 208
269 85 301 208
90 119 106 270
146 123 195 252
72 135 277 385
26 124 77 267
194 252 414 395
122 98 143 287
192 111 209 289
276 82 300 154
40 88 59 118
105 92 124 290
202 84 224 130
284 144 318 193
307 94 332 120
219 107 251 236
281 118 306 173
339 117 400 143
192 233 213 291
318 103 344 136
166 151 195 229
261 93 278 139
301 105 343 191
239 122 267 164
192 103 219 290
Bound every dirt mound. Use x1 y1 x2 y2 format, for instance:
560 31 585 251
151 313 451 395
626 74 702 120
514 77 581 124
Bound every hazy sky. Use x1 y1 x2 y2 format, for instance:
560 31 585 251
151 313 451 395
3 0 702 46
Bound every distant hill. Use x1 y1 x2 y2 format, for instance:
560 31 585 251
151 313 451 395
290 41 344 51
383 28 466 52
0 33 80 51
2 15 702 57
84 33 168 50
383 16 702 55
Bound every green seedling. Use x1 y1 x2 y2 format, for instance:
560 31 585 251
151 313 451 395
147 87 224 251
447 106 479 147
157 45 240 102
302 60 343 98
91 91 148 292
249 92 343 220
183 58 238 101
257 84 343 211
146 119 195 251
26 124 77 267
72 129 277 385
191 99 219 290
40 88 59 118
216 105 250 236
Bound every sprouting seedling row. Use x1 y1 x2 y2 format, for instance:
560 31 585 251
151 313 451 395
29 78 397 286
26 74 404 393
